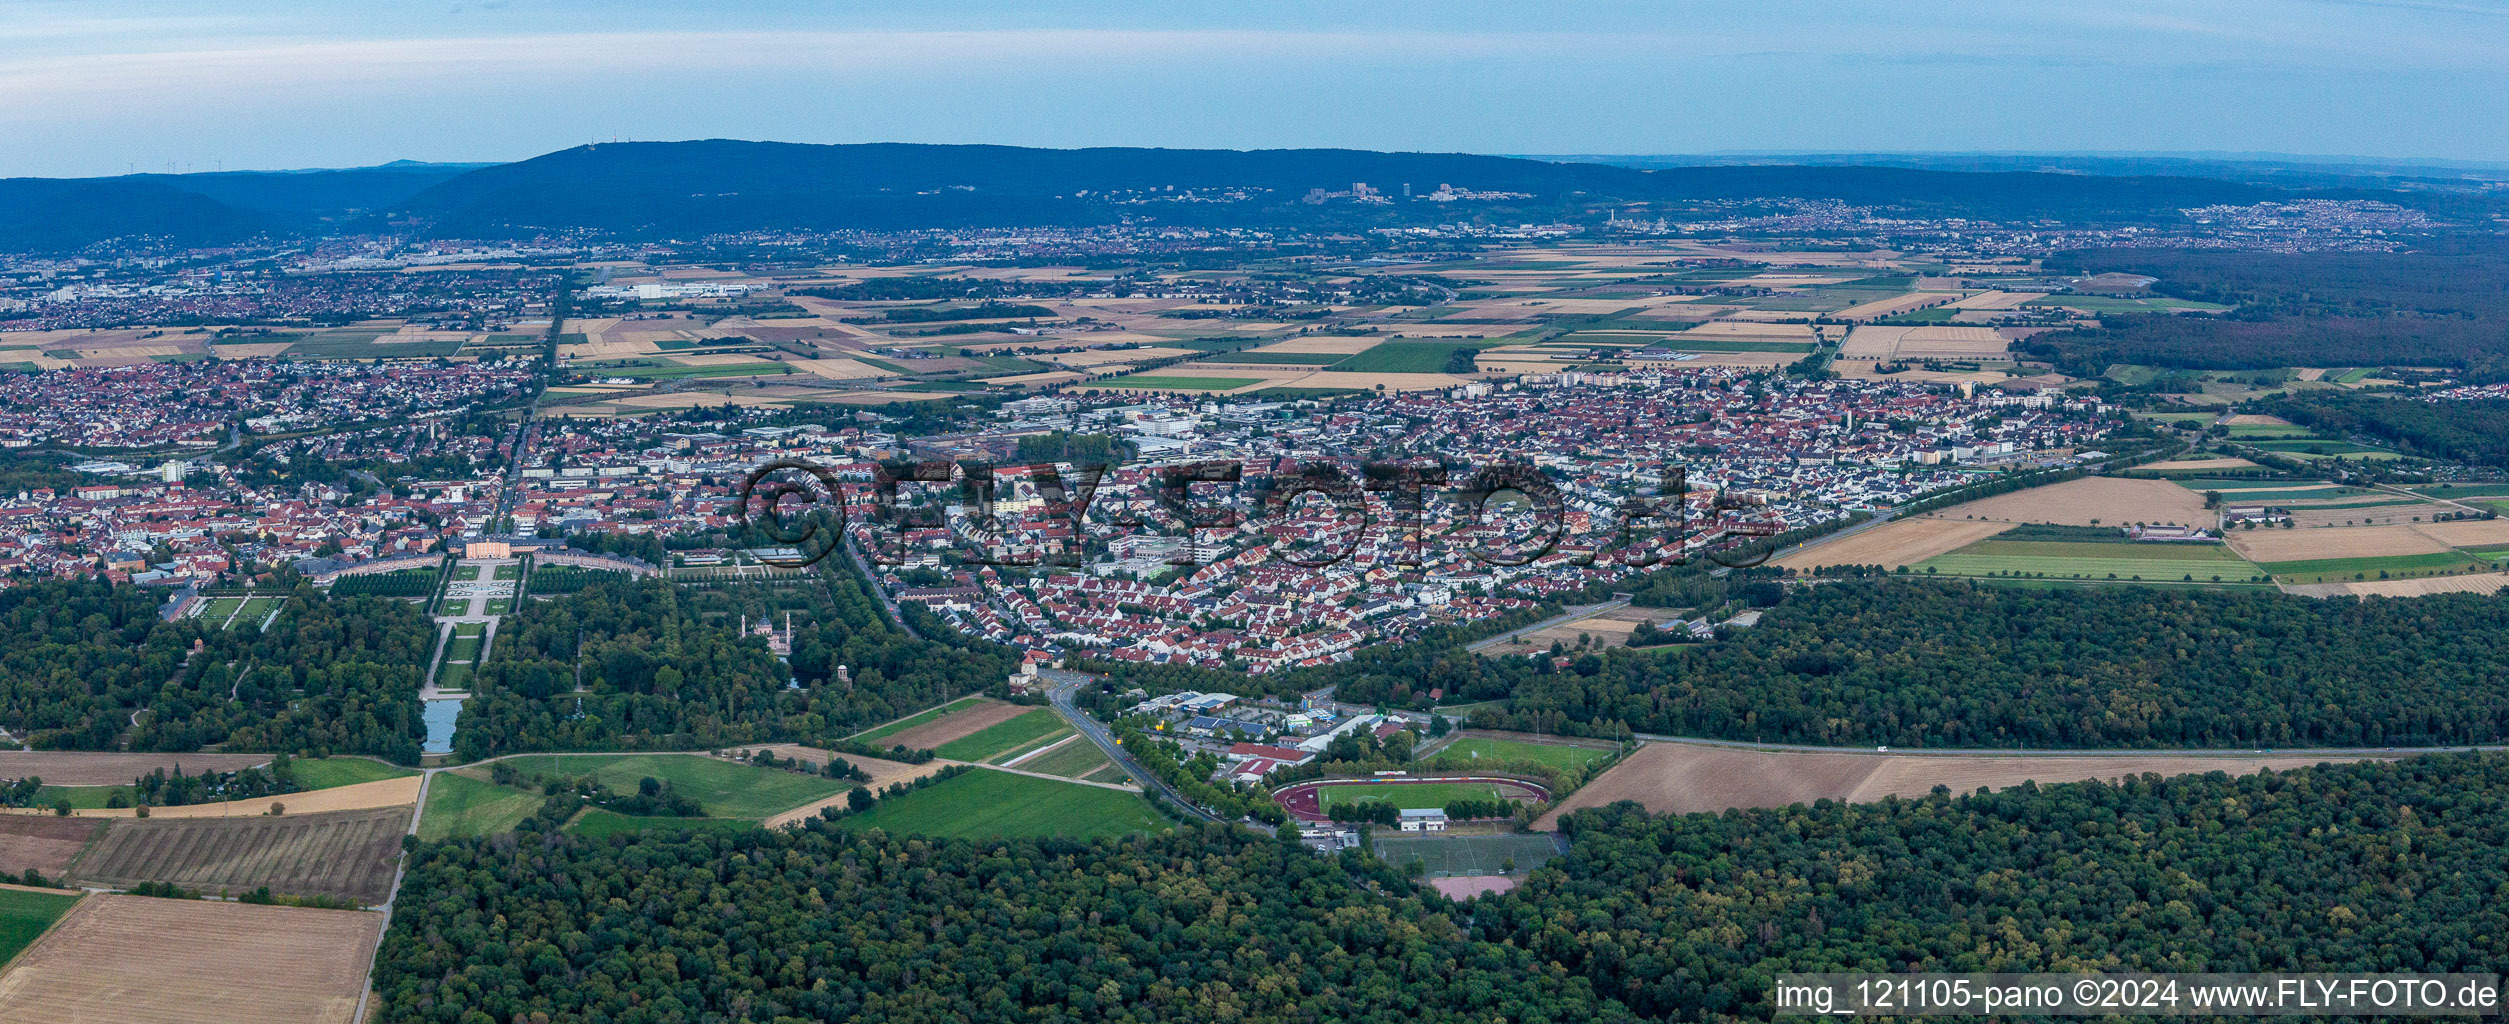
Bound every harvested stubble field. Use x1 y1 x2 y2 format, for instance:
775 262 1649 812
0 751 270 787
0 895 379 1024
1774 516 2009 570
1480 605 1666 653
70 805 410 903
1933 476 2213 527
2285 572 2509 598
0 818 103 878
59 776 421 819
1533 743 2384 829
2225 523 2455 563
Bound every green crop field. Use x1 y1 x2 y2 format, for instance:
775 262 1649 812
1436 736 1614 770
832 768 1166 840
0 888 80 966
1915 540 2265 583
1107 375 1260 391
1333 341 1472 373
417 771 543 841
495 754 844 820
1195 350 1342 365
2416 483 2509 498
1661 339 1817 353
852 696 989 742
286 757 417 790
1017 738 1112 778
1316 781 1515 811
987 728 1077 766
566 808 759 839
934 708 1069 762
2257 552 2488 584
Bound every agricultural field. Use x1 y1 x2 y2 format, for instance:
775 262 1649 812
933 708 1070 762
35 756 409 810
2254 552 2487 585
1534 743 2378 829
0 752 272 787
1476 604 1669 656
1912 538 2269 584
0 887 78 967
1774 516 2010 571
1012 737 1113 779
1097 374 1261 391
859 697 1028 749
0 819 104 880
0 895 380 1024
1933 476 2214 527
490 753 846 820
1333 341 1475 373
1432 734 1618 770
69 806 411 903
831 768 1165 840
415 771 541 841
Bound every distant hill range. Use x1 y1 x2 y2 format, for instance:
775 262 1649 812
0 140 2490 251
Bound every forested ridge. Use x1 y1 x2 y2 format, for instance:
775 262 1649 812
371 753 2509 1023
1448 580 2509 748
0 578 434 761
454 569 1013 757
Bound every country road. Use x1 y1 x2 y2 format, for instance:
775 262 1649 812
1039 669 1233 826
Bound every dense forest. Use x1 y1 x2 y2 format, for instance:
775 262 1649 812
1446 580 2509 748
373 821 1623 1024
371 753 2509 1022
2264 393 2509 466
1481 753 2509 1018
0 579 433 762
453 567 1014 758
2023 247 2509 375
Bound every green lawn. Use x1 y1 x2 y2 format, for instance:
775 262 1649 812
453 621 485 637
484 599 512 615
454 564 483 580
495 754 843 820
442 636 483 663
1106 375 1260 391
0 888 81 966
1437 736 1614 770
286 757 416 789
417 771 543 841
1317 781 1514 811
832 768 1166 840
196 597 243 624
434 663 473 690
852 695 989 742
493 564 521 580
934 708 1070 762
566 808 759 839
439 599 472 616
1018 738 1112 778
231 597 285 629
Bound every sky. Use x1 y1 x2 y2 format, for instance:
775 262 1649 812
8 0 2509 178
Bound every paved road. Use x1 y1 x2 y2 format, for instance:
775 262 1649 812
1038 669 1231 826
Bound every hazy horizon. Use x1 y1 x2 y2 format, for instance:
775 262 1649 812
10 1 2509 179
